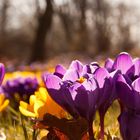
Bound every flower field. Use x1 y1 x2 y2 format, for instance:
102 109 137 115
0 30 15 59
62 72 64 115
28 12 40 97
0 52 140 140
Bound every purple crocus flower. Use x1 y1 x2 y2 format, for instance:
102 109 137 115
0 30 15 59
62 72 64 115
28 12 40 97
2 77 39 104
105 52 138 80
94 67 119 139
44 60 99 139
116 74 140 140
0 63 5 85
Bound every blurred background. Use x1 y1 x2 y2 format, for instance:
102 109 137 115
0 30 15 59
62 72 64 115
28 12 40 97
0 0 140 67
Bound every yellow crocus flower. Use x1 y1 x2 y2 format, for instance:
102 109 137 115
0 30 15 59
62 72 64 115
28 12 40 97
0 94 9 112
4 71 36 83
19 87 67 119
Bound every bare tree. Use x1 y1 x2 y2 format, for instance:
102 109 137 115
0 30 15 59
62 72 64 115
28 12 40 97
93 0 111 54
58 4 73 43
30 0 53 63
117 3 135 52
0 0 9 35
73 0 88 52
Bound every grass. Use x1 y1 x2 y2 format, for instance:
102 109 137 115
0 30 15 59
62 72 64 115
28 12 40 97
0 101 121 140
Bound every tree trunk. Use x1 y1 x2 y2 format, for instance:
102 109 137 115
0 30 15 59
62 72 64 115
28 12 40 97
95 0 111 53
29 0 53 63
0 0 9 35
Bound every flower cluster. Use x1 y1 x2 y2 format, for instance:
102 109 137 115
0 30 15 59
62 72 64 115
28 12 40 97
1 76 39 107
43 52 140 140
1 52 140 139
19 87 66 119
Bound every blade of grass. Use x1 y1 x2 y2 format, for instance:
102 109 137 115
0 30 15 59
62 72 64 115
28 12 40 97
20 113 29 140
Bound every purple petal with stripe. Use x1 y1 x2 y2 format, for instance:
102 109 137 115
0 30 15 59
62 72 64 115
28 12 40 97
94 68 109 88
54 64 66 78
69 60 83 73
63 69 79 82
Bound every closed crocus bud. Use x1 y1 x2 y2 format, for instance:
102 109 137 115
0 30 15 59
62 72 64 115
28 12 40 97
105 52 136 79
116 74 140 139
116 74 140 112
94 67 119 140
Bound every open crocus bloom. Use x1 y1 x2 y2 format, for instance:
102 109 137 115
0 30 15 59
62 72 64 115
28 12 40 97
104 52 140 80
44 60 99 122
44 60 100 139
0 94 9 112
19 87 66 119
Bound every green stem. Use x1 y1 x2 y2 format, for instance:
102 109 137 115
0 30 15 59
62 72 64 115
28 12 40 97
20 114 29 140
32 129 36 140
8 106 19 117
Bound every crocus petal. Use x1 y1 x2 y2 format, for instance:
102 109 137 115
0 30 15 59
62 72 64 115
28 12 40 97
34 100 44 115
74 85 89 119
19 106 36 117
35 87 47 102
54 64 66 78
112 52 133 74
116 74 134 109
119 111 140 140
20 101 28 109
94 68 109 88
104 58 113 72
63 69 79 82
82 78 99 120
133 58 140 76
98 78 112 107
45 78 78 117
0 99 9 112
0 94 5 106
69 82 81 100
72 78 99 122
69 60 83 73
118 111 130 140
0 63 5 85
131 78 140 111
44 74 61 90
29 95 36 106
132 77 140 92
